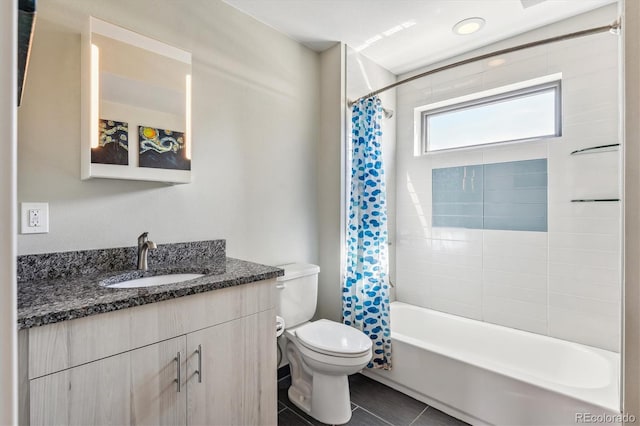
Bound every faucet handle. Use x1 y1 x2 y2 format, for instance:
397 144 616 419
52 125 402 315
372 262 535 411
138 232 150 246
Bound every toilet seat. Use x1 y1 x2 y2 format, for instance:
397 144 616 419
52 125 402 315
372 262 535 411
295 319 372 358
289 335 373 370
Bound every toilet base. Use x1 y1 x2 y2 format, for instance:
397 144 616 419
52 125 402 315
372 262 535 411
287 343 354 425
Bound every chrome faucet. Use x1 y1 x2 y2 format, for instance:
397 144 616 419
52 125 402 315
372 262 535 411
137 232 157 271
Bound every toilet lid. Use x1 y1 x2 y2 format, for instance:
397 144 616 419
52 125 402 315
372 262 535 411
295 320 372 356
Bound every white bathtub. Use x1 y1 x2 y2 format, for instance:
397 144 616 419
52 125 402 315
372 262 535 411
363 302 621 426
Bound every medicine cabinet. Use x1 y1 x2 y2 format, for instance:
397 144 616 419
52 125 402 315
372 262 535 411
81 17 192 183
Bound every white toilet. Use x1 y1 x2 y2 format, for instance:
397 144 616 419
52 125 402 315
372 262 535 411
277 263 372 425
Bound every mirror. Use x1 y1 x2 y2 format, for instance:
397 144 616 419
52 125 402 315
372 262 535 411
82 17 192 183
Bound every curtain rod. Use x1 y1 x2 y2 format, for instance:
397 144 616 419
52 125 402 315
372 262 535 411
350 20 620 105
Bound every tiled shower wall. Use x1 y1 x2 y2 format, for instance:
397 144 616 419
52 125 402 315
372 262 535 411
395 6 621 352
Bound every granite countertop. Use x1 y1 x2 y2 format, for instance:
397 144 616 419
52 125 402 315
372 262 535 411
17 241 284 329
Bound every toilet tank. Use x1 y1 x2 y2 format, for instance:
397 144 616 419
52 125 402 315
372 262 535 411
276 263 320 328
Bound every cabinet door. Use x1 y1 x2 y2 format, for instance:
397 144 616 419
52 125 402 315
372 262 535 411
130 335 187 425
187 309 276 426
30 336 187 426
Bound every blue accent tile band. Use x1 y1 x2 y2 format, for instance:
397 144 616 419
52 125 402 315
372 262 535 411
432 159 548 232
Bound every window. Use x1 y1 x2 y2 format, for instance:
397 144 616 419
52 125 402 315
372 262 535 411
418 78 561 153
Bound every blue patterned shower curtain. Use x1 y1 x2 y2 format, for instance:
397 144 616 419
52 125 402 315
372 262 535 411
343 96 392 370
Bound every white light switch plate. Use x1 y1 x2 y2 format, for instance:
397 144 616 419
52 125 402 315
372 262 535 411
21 202 49 234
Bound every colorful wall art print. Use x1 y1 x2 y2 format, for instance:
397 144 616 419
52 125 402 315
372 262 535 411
92 119 129 165
138 126 190 170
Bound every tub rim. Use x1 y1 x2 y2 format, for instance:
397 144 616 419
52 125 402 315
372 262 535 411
388 301 620 413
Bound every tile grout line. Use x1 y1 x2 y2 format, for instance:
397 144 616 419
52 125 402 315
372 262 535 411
354 405 395 426
278 374 291 383
281 407 313 426
408 406 429 426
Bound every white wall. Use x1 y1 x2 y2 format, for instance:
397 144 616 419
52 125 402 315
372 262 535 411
0 0 18 423
316 43 344 322
395 5 621 351
17 0 320 268
345 46 397 291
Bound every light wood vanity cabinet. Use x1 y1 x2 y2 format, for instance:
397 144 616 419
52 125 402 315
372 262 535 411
187 310 275 426
30 335 187 426
21 279 277 426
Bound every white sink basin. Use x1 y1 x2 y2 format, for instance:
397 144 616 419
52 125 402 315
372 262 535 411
106 273 205 289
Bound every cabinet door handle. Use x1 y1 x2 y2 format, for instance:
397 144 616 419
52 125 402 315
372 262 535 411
195 344 202 383
174 352 181 392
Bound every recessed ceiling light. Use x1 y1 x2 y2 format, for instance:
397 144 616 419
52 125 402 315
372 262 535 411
453 17 485 35
487 58 506 67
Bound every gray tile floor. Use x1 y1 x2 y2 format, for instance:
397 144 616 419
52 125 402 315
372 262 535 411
277 369 469 426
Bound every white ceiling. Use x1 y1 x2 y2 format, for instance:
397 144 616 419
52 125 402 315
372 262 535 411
223 0 616 75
